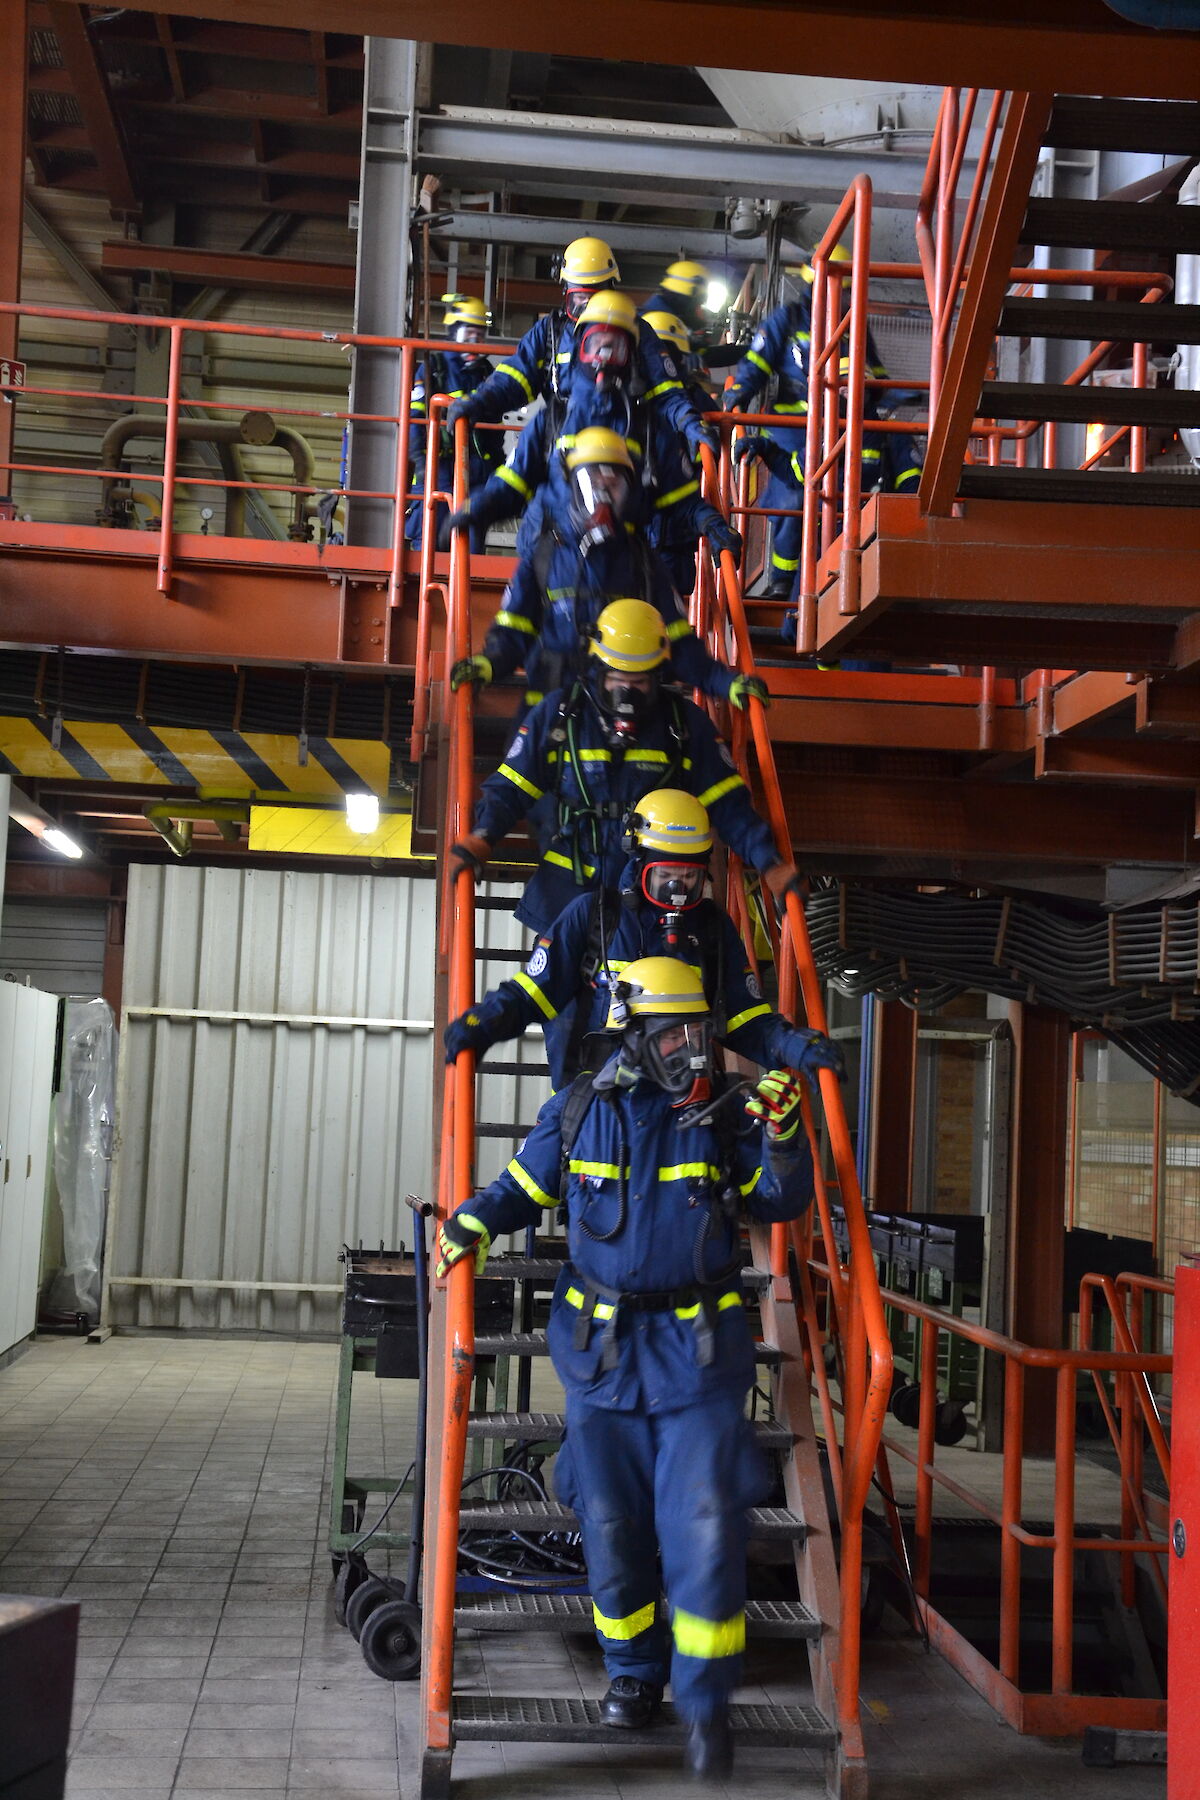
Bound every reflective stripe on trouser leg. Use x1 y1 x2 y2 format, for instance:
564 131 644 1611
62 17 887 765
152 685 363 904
652 1389 765 1720
558 1395 670 1686
763 469 804 575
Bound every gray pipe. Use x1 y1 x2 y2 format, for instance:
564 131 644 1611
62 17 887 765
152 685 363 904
98 409 317 538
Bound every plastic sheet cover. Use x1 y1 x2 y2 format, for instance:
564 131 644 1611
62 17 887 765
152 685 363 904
48 998 116 1323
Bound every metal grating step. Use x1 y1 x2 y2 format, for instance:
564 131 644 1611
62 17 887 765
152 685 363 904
454 1591 820 1639
452 1694 833 1747
958 467 1200 508
1022 197 1200 255
997 297 1200 344
458 1498 808 1541
474 1330 783 1365
979 381 1200 429
465 1410 796 1450
1045 96 1200 157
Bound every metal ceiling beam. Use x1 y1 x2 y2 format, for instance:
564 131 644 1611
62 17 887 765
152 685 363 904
24 199 122 312
46 2 140 215
429 208 808 263
155 0 1200 105
414 106 961 210
101 240 355 298
1034 737 1200 786
1 0 27 482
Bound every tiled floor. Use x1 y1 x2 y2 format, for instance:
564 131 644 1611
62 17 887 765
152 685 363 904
0 1335 1165 1800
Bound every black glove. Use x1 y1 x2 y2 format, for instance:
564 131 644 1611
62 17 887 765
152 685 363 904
436 1211 491 1278
708 521 743 558
686 420 719 458
791 1029 847 1086
437 505 472 552
722 389 747 413
444 1010 491 1065
449 833 491 881
728 673 769 712
732 434 769 465
446 397 477 431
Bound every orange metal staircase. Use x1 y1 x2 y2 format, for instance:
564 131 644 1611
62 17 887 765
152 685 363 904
415 418 892 1800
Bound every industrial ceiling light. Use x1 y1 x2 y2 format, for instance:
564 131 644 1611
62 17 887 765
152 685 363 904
705 279 729 314
345 792 380 834
42 827 84 860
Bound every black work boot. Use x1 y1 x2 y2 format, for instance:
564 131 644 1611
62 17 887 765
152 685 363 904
599 1677 663 1729
683 1708 734 1782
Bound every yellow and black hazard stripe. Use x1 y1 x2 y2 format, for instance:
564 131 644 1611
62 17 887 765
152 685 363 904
0 716 390 797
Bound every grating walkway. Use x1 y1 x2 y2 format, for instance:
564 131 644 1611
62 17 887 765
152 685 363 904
0 1335 1166 1800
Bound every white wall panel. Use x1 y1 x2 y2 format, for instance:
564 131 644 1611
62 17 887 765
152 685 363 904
0 899 107 996
0 980 58 1355
107 864 436 1332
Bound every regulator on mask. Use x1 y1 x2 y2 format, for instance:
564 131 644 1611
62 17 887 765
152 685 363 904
604 956 714 1109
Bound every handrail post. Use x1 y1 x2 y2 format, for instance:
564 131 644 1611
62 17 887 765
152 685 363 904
999 1357 1024 1681
1052 1362 1076 1695
387 341 414 616
156 324 183 596
914 1316 939 1594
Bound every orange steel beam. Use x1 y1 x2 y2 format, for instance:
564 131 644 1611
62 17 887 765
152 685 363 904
101 240 356 297
776 769 1198 866
1035 736 1200 786
0 1 26 481
867 1000 917 1214
919 92 1053 517
163 1 1200 102
1048 670 1139 737
1137 679 1200 737
47 3 141 215
1007 1003 1071 1455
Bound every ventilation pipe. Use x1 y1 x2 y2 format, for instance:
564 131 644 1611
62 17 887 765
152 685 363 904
98 410 316 539
1179 163 1200 469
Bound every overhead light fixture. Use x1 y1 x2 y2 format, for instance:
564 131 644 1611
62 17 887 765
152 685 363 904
705 279 729 314
345 792 380 835
42 827 84 860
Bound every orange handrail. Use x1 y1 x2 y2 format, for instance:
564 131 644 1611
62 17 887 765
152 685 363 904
698 440 894 1748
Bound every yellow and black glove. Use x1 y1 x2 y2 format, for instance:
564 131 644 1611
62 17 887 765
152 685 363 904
745 1069 806 1141
436 1211 491 1278
450 654 493 692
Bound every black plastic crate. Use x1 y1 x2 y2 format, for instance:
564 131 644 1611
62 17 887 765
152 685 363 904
340 1248 514 1377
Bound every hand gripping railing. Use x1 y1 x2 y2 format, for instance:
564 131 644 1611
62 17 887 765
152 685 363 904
423 407 477 1772
698 440 894 1750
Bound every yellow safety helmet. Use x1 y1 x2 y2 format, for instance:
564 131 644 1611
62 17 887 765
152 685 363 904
576 289 639 335
589 599 669 674
642 310 691 356
794 242 852 285
628 789 713 858
441 292 490 330
605 955 709 1028
564 426 634 474
560 236 620 288
661 260 711 300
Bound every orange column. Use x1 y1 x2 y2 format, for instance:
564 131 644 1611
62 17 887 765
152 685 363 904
867 998 918 1213
1007 1001 1071 1454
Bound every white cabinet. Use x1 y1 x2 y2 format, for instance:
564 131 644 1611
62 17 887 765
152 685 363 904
0 982 59 1356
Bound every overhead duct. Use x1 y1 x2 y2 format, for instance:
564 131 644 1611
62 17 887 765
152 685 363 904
805 882 1200 1099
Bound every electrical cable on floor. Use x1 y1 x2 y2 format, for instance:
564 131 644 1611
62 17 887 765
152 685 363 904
347 1460 417 1553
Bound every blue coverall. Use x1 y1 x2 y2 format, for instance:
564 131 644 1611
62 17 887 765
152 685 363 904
455 308 704 451
406 349 500 554
453 1056 814 1719
726 300 890 594
462 868 813 1088
474 686 780 933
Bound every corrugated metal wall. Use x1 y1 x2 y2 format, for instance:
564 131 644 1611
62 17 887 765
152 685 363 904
0 898 107 996
107 864 439 1332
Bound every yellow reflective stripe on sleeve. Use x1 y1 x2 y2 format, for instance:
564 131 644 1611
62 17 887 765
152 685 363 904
726 1002 772 1034
739 1167 763 1196
644 379 684 399
568 1159 628 1180
497 465 533 499
771 551 800 571
861 448 882 462
665 619 694 641
747 351 772 375
775 399 809 413
497 762 543 800
674 1292 743 1320
593 1601 657 1640
654 478 700 509
544 850 597 877
524 690 544 704
672 1608 746 1659
697 774 745 806
506 1158 558 1209
496 361 534 400
494 610 537 634
895 467 921 487
565 1285 615 1320
514 971 558 1021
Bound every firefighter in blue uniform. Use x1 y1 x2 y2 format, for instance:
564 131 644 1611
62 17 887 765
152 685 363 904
446 237 713 465
722 247 889 598
448 420 746 710
449 600 797 936
641 261 747 375
438 956 815 1779
639 311 726 598
445 787 846 1091
405 294 501 554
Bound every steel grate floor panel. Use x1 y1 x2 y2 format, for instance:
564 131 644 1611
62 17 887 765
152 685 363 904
452 1694 834 1746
